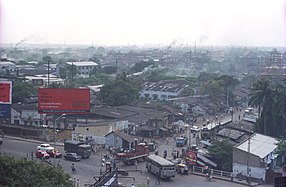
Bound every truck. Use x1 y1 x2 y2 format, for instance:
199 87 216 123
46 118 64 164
116 144 149 164
64 140 92 159
176 137 188 147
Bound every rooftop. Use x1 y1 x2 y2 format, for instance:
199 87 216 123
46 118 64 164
235 133 278 159
141 80 189 93
66 61 98 66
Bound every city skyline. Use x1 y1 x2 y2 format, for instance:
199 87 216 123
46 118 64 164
0 0 285 47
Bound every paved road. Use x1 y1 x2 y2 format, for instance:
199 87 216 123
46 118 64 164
0 137 251 187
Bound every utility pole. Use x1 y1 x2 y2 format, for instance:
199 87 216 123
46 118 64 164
47 60 50 87
246 136 251 176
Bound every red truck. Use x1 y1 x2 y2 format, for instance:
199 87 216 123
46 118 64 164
116 144 149 164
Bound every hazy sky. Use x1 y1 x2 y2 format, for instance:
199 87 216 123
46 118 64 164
0 0 285 46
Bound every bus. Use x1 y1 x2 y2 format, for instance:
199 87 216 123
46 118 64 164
146 155 176 179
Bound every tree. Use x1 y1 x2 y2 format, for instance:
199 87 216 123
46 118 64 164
248 79 275 135
275 139 286 165
208 140 233 171
97 73 139 106
200 79 223 104
0 155 73 186
12 81 37 103
216 75 239 107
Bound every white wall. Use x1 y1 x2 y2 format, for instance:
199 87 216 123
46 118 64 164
233 163 265 181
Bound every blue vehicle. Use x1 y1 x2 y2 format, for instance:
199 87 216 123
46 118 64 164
176 137 188 147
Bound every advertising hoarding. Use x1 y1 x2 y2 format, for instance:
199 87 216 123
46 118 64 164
0 81 12 104
38 88 90 114
0 104 11 118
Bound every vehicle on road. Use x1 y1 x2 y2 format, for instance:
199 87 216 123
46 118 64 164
176 137 188 147
176 163 189 175
37 143 54 151
64 140 92 159
64 152 81 162
116 144 149 164
35 150 50 159
46 148 62 158
146 155 176 179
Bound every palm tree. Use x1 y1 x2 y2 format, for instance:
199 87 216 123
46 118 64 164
248 79 275 135
276 81 286 137
276 81 286 119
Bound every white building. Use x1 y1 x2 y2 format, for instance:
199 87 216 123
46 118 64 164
25 74 65 86
140 80 190 100
11 103 46 126
0 61 16 73
56 61 98 78
233 133 278 182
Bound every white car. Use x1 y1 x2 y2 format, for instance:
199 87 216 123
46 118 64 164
37 144 54 151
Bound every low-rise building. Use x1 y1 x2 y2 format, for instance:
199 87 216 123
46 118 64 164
56 61 98 78
140 80 190 100
105 131 136 149
233 133 278 183
11 103 46 126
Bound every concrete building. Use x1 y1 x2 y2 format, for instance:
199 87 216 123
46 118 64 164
56 61 98 78
0 61 16 73
140 80 190 100
105 131 136 149
11 103 46 126
233 133 278 182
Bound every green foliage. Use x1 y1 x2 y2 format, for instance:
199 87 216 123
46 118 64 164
101 66 117 74
208 140 233 171
275 139 286 156
0 155 73 187
249 79 276 135
145 69 180 82
73 73 112 87
97 73 139 106
200 79 223 104
129 60 154 74
12 81 37 103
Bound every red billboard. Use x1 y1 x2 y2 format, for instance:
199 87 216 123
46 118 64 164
38 88 90 114
0 81 12 104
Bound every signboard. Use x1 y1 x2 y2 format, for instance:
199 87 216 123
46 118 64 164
185 151 197 165
38 88 90 114
0 104 11 118
0 81 12 104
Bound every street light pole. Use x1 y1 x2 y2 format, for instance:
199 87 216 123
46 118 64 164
53 114 66 166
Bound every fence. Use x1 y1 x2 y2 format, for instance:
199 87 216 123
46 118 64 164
192 165 232 179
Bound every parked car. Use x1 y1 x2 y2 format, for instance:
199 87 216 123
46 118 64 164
176 137 188 147
35 150 50 159
37 144 54 151
46 148 62 158
64 152 81 162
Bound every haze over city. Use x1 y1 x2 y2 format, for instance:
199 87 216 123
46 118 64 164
1 0 285 47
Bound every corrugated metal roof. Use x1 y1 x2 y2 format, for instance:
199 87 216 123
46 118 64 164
66 61 98 66
235 133 278 159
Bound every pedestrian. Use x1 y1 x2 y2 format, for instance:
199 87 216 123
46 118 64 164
163 150 167 159
155 149 158 155
147 177 150 187
71 163 76 174
57 160 61 168
134 160 138 170
156 172 160 184
176 150 179 159
31 151 34 160
238 115 241 120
